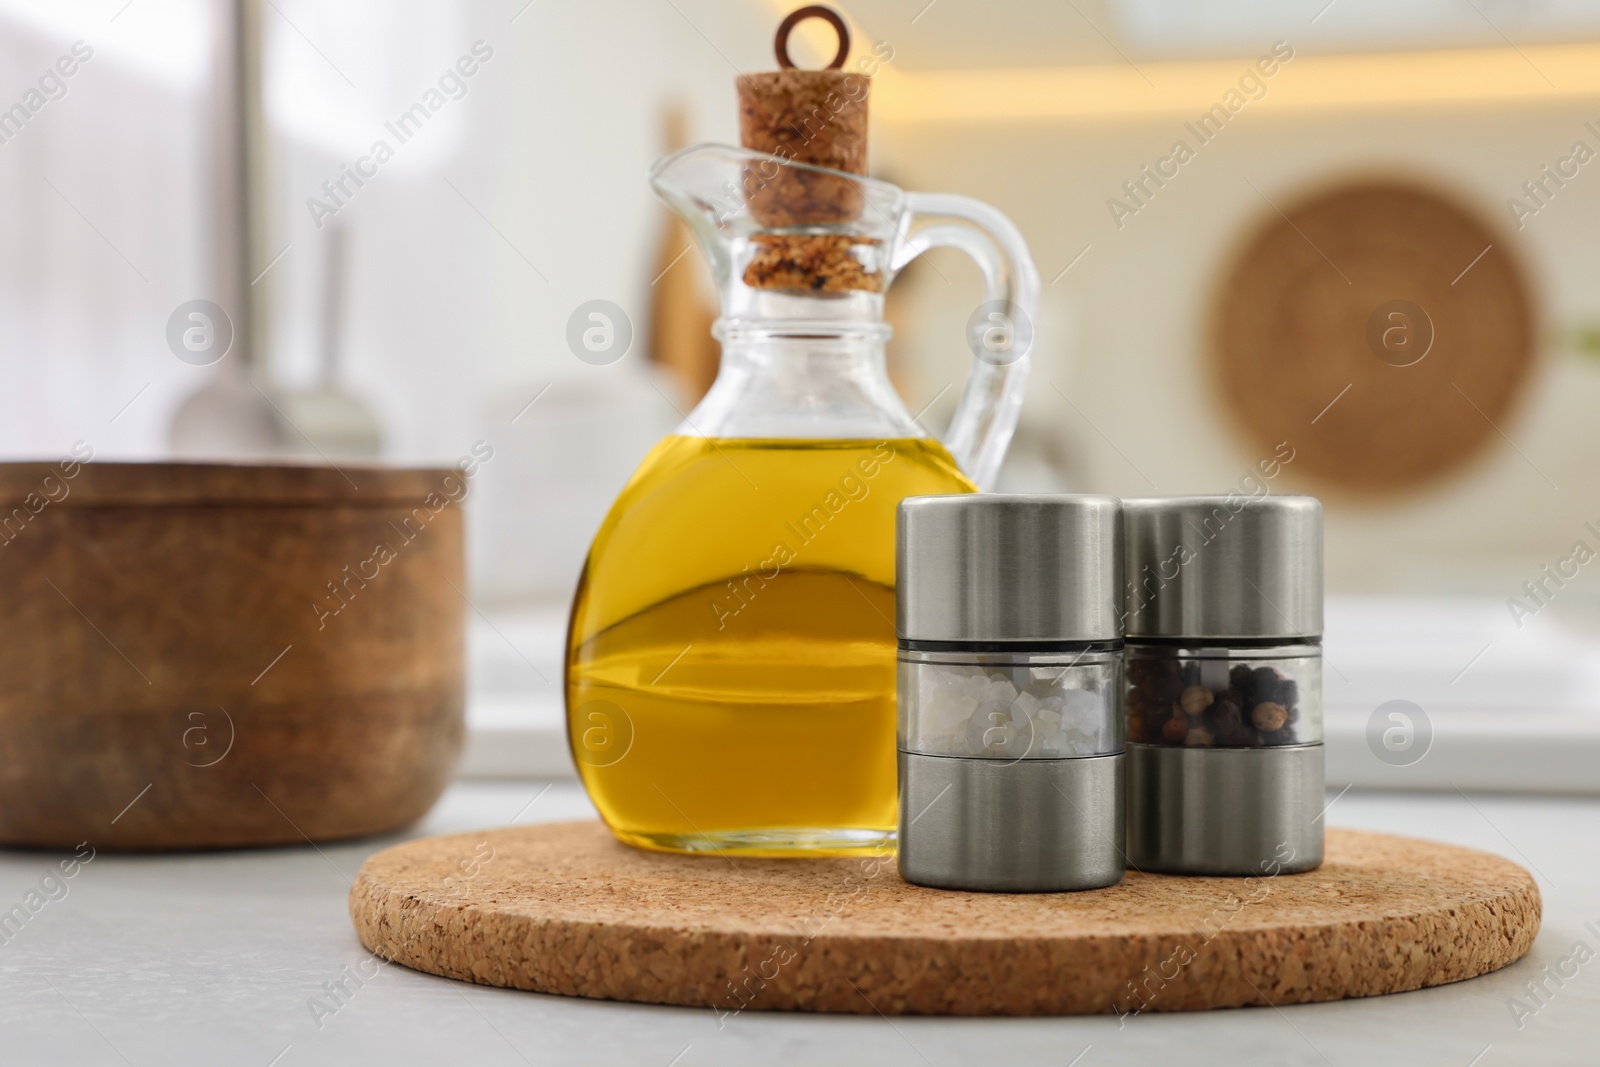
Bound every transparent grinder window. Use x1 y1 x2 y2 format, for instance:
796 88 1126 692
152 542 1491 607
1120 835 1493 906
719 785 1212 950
1126 647 1321 749
900 652 1121 761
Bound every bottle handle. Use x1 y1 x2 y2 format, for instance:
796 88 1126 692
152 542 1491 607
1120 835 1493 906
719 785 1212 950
891 192 1038 491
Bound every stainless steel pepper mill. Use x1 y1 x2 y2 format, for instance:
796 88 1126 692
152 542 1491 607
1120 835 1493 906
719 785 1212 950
1122 495 1325 876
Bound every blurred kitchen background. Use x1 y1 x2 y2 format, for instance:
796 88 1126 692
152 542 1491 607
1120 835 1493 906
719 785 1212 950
3 0 1598 788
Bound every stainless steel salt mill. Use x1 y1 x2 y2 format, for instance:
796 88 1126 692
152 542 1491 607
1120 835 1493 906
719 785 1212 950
1123 495 1324 876
896 495 1125 892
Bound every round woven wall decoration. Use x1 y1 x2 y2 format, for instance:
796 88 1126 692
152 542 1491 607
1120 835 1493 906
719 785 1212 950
1211 180 1536 492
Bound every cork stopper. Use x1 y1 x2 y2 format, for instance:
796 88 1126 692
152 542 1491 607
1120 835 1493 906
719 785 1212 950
736 6 880 293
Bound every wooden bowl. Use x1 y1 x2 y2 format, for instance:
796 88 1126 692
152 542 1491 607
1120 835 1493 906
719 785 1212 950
0 460 466 850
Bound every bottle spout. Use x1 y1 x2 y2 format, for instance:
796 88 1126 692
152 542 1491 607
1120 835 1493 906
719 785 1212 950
647 143 749 292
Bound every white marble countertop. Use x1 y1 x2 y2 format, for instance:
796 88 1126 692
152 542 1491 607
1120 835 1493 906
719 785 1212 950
1 782 1594 1067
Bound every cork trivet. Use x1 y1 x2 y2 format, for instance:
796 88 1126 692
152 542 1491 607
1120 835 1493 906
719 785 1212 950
1210 180 1536 494
349 821 1539 1015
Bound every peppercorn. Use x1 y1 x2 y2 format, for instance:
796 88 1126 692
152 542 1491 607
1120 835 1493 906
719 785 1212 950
1216 721 1256 746
1161 715 1190 743
1210 698 1242 731
1128 687 1150 717
1251 701 1288 732
1251 666 1282 704
1179 684 1214 717
1184 726 1215 747
1142 670 1180 706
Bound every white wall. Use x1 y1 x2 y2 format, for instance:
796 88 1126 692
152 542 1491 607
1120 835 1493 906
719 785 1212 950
0 0 787 604
8 0 1597 603
878 97 1600 593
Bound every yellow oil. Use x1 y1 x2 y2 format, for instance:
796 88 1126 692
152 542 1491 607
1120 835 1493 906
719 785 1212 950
566 435 976 856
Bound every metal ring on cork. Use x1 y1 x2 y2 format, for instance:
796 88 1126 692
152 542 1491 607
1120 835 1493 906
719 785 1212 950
774 4 850 70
